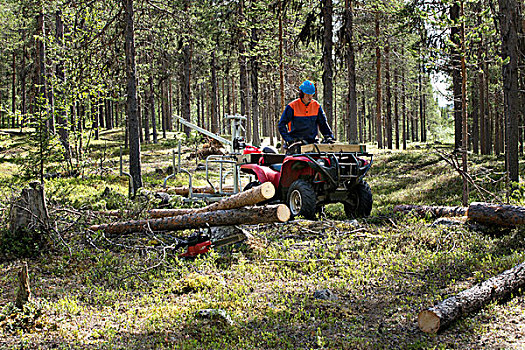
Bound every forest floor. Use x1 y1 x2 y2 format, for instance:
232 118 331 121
0 129 524 349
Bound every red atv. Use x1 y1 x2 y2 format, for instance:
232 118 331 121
239 141 373 220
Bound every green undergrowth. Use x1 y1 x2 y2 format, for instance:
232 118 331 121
0 133 525 349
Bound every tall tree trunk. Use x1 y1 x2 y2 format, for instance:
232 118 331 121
12 50 16 128
182 17 192 136
123 0 142 192
36 10 49 134
394 67 399 149
375 14 383 149
149 76 157 144
498 0 520 182
55 10 71 161
418 60 426 142
143 91 150 143
471 71 480 154
345 0 358 143
250 26 261 145
402 48 407 150
450 2 463 150
211 50 219 134
168 78 173 131
322 0 334 127
279 0 285 115
460 0 469 206
21 45 27 128
385 44 392 149
161 78 167 138
238 0 248 122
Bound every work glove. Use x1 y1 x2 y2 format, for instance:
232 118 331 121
323 136 335 144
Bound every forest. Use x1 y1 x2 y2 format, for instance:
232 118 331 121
0 0 524 348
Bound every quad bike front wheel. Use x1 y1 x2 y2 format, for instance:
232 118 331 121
344 181 373 219
287 179 317 219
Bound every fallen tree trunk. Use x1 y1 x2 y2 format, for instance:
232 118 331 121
393 204 467 218
418 261 525 333
89 204 290 235
467 202 525 227
149 182 275 218
394 202 525 227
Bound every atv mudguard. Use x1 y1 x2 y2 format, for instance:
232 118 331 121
240 164 281 189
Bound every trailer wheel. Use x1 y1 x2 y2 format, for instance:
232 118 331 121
344 181 373 219
287 180 317 219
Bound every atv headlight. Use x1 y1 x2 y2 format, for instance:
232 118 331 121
317 159 327 167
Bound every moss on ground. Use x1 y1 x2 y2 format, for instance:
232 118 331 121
0 133 524 349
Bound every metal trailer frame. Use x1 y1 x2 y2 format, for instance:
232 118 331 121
163 115 250 203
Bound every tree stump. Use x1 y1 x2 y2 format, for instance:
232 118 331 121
15 262 31 309
9 182 49 233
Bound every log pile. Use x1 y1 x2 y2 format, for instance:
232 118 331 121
149 182 275 218
394 202 525 227
188 138 224 160
89 204 290 235
418 261 525 333
89 183 288 234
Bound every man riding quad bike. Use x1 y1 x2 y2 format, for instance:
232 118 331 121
240 79 372 219
239 139 373 220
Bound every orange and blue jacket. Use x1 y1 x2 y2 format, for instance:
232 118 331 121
278 98 334 144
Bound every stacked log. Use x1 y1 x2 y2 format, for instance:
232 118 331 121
89 204 290 235
96 183 275 218
149 182 275 218
419 261 525 333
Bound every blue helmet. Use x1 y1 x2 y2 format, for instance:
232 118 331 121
299 80 315 95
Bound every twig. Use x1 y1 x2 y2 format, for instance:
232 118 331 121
434 150 503 202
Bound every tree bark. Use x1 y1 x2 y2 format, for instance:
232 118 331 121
375 14 383 149
498 0 520 182
322 0 334 128
450 2 463 150
385 44 392 149
9 181 49 233
123 0 143 192
55 10 71 162
150 182 275 218
419 260 525 333
345 0 358 143
250 26 261 145
211 49 219 134
15 262 31 309
468 202 525 226
89 204 290 235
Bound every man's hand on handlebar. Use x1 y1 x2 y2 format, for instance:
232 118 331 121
322 136 336 144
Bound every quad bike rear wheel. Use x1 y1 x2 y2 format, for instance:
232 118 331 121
344 181 373 219
287 179 317 219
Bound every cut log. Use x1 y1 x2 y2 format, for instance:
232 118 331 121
149 182 275 218
393 204 467 218
89 204 290 235
418 260 525 333
467 202 525 227
15 262 31 309
9 181 49 233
